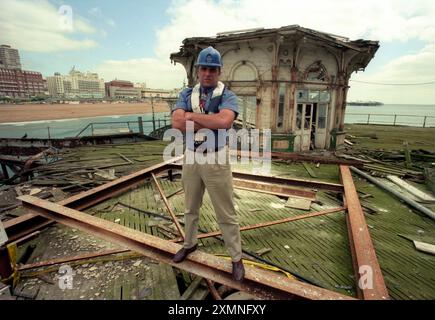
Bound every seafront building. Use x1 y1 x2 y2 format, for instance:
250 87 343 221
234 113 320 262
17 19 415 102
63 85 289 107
0 45 45 99
105 80 141 100
46 67 105 99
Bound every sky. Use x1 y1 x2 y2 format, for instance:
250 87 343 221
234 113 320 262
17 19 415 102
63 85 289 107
1 0 435 104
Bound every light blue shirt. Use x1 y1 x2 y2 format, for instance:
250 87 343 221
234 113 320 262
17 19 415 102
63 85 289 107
172 85 239 150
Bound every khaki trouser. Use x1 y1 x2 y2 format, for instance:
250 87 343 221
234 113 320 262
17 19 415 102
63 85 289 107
181 147 242 262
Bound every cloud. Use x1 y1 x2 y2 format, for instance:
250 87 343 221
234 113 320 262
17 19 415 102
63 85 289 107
0 0 98 52
349 44 435 104
95 58 186 89
97 0 435 99
88 6 116 27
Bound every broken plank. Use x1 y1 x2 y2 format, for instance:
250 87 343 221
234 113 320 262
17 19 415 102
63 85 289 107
255 248 272 256
414 241 435 256
180 276 204 300
233 178 316 200
285 196 312 211
302 162 318 178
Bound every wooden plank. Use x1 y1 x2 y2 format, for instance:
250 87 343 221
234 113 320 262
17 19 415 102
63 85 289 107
414 241 435 256
180 276 204 300
387 175 435 203
285 196 312 211
302 162 318 178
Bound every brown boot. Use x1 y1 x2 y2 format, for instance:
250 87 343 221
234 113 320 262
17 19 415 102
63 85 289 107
232 259 245 282
173 245 198 263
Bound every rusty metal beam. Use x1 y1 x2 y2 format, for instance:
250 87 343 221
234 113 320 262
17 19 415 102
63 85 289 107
19 195 354 300
233 178 316 200
165 163 343 192
339 165 389 300
172 207 346 243
17 248 131 271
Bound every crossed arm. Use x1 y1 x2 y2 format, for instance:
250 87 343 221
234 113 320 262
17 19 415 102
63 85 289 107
172 109 236 132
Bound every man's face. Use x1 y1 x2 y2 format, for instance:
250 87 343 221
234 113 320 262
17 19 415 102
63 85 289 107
197 66 220 88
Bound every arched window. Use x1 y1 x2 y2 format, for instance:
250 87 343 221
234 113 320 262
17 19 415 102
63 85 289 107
304 61 329 82
230 61 258 81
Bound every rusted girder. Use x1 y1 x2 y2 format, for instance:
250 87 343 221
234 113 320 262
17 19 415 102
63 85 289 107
19 195 354 300
165 163 343 192
339 165 389 300
233 178 316 200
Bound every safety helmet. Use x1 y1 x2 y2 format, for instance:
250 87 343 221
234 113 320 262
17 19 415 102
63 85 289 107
195 46 222 68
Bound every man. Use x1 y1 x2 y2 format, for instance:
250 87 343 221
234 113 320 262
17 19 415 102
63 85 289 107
171 46 245 282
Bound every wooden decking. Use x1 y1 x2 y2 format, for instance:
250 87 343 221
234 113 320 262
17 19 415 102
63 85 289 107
6 139 435 300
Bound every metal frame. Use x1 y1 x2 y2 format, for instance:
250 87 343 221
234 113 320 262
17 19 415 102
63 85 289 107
5 156 389 300
18 195 352 300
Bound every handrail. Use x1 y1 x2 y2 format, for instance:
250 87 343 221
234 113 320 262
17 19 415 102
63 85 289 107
74 115 171 138
345 113 435 127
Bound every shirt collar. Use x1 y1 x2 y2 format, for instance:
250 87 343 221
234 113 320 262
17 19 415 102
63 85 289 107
200 85 216 95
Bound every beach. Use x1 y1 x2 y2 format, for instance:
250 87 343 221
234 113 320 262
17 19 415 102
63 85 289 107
0 102 171 123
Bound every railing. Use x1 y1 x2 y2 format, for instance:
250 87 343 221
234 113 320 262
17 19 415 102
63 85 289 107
345 113 435 128
75 116 171 137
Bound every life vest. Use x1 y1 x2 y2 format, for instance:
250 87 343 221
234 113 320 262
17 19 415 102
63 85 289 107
190 81 226 148
190 81 225 114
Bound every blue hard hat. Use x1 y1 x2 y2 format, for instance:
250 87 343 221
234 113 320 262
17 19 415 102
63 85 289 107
195 46 222 68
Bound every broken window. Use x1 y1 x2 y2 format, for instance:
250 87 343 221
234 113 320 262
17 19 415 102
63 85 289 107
306 61 328 82
304 104 312 130
296 104 303 130
318 104 327 129
297 89 308 101
320 90 330 102
309 90 320 102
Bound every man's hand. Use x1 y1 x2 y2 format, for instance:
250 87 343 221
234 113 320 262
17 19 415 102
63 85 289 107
171 109 204 132
185 112 194 122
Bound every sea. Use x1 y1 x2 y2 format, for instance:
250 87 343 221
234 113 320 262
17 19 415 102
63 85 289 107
0 112 171 139
0 104 434 139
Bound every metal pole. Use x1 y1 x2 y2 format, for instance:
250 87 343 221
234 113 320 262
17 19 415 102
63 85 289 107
151 96 156 132
367 114 371 125
393 115 397 126
138 116 144 134
423 116 427 128
350 166 435 221
91 123 94 136
47 126 51 139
